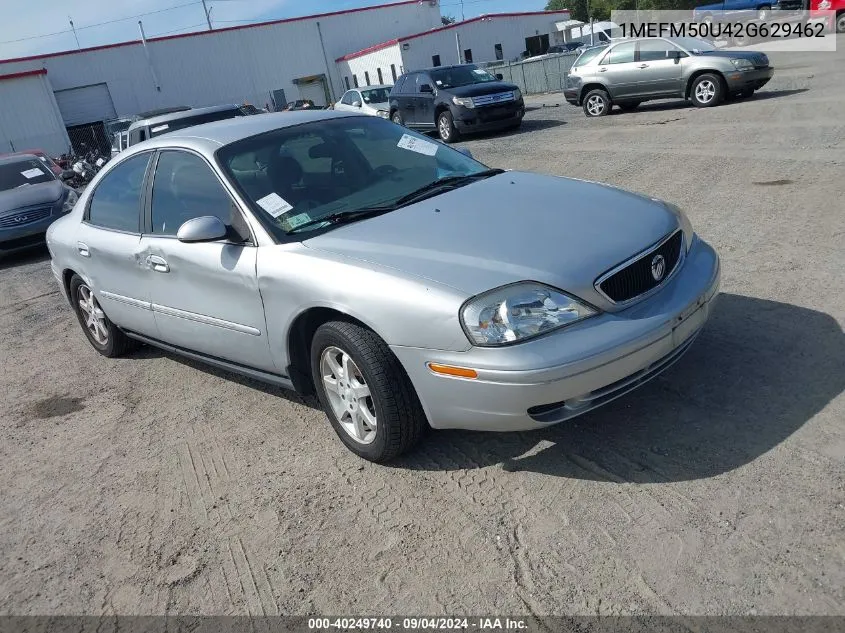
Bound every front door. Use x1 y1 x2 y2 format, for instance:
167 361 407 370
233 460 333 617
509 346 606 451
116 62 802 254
597 41 640 100
140 149 276 373
631 39 685 97
77 151 158 338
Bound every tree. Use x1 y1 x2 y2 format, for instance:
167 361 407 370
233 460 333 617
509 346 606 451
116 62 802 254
441 15 457 25
546 0 590 23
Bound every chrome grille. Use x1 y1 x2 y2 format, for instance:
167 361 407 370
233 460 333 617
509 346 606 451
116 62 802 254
596 230 684 304
0 205 52 229
472 91 516 107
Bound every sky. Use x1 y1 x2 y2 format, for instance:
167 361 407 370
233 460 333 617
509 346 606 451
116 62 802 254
0 0 548 60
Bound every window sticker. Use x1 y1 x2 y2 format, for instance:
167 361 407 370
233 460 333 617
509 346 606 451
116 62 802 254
21 168 44 179
397 133 438 157
472 69 487 75
282 213 312 231
256 192 294 218
151 124 169 133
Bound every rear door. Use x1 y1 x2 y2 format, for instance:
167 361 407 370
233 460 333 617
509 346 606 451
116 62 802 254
400 73 419 125
632 39 685 97
76 151 159 337
414 73 436 130
140 149 276 372
596 41 640 100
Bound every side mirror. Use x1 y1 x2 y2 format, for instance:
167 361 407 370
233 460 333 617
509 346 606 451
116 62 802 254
176 216 228 243
420 83 434 93
496 73 504 80
456 147 474 159
60 170 75 182
352 100 362 108
669 50 682 62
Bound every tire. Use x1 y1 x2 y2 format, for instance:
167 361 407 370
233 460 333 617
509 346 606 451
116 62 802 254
310 321 427 462
69 274 134 358
437 110 459 143
757 5 770 20
689 73 724 108
836 11 845 33
391 110 403 125
618 101 641 112
582 88 611 117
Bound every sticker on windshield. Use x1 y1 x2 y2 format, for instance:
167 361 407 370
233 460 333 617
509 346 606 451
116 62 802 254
397 134 438 157
472 69 487 75
282 213 311 231
150 124 169 133
21 168 44 179
256 192 294 218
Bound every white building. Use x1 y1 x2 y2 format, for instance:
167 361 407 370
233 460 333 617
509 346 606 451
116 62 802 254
335 9 571 92
0 0 442 154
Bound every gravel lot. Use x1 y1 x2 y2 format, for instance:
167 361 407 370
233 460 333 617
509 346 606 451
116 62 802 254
1 38 843 617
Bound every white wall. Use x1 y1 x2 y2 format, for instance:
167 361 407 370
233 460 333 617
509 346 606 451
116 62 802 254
0 73 70 155
0 1 442 121
337 45 404 91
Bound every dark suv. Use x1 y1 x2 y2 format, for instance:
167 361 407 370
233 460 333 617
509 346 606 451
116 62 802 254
388 64 525 143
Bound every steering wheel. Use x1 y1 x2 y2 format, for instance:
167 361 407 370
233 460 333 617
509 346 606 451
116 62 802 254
373 164 399 179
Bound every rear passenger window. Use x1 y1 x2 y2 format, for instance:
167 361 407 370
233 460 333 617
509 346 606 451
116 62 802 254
603 42 635 64
87 152 151 232
150 150 242 237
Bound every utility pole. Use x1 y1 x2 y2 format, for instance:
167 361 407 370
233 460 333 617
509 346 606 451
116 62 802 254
201 0 213 30
460 0 465 21
68 17 81 50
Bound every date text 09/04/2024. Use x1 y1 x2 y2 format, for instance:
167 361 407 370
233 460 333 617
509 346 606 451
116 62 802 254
308 617 529 630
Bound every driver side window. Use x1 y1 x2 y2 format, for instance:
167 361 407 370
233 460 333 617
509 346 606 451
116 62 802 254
340 91 356 106
150 150 243 238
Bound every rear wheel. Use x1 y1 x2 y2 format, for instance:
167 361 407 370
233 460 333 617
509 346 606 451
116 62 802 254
437 110 459 143
70 274 134 357
583 89 611 117
310 321 427 462
757 5 770 20
690 73 724 107
836 11 845 33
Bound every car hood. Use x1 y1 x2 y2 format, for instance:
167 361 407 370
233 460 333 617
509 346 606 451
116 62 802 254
303 172 679 308
448 81 519 98
365 101 389 110
0 180 64 214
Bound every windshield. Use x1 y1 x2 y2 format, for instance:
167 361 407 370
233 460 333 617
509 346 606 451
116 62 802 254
670 37 717 53
149 108 244 137
430 66 498 89
0 159 55 191
218 116 489 239
360 88 391 104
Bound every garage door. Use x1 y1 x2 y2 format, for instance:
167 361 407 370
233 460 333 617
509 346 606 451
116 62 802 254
54 83 116 126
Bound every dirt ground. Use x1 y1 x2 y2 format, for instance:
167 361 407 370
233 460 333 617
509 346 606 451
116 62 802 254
1 37 843 617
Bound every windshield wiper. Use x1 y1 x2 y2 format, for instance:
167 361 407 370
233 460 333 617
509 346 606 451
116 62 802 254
391 169 505 207
287 206 396 234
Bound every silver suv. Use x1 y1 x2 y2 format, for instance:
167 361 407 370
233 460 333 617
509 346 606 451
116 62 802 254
564 37 773 117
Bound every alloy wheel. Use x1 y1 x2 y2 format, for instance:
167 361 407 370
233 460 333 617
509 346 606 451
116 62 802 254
695 80 716 104
586 95 605 116
320 346 377 445
77 284 108 346
438 116 451 141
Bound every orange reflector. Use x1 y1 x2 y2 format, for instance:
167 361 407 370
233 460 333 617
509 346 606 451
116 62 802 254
428 363 478 379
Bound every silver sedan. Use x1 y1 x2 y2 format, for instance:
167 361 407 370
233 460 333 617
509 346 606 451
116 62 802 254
46 111 720 461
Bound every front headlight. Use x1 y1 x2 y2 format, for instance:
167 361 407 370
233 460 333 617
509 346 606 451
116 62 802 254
461 282 597 347
376 109 389 118
452 96 475 109
62 188 79 213
661 201 695 251
513 88 522 101
730 58 754 70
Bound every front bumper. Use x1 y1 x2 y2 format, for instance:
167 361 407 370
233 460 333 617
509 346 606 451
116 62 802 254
391 236 721 431
725 67 774 91
0 214 56 255
453 99 525 134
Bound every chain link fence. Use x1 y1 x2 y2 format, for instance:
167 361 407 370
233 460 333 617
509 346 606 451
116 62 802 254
66 123 112 158
481 52 579 95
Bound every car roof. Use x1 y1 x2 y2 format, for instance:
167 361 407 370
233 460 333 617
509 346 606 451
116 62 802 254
353 85 392 90
124 110 360 153
128 104 242 130
0 153 40 166
406 64 478 75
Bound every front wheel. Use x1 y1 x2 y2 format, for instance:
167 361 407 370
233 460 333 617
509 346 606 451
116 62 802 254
310 321 427 462
391 111 403 125
437 110 459 143
690 74 724 107
836 11 845 33
70 274 135 357
583 89 611 117
757 5 770 20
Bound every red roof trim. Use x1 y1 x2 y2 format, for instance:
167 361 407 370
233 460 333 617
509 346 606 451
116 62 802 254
336 10 572 62
0 68 47 81
0 0 422 65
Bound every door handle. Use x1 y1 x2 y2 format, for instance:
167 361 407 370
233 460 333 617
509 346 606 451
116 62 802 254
147 255 170 273
599 67 607 72
77 242 90 257
638 64 649 69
